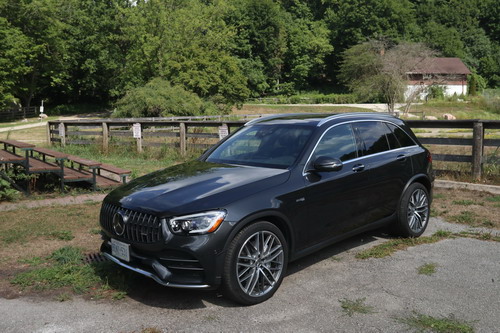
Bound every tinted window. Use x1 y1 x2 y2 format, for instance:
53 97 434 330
353 122 390 156
384 123 401 149
206 124 313 169
387 123 416 147
313 124 358 161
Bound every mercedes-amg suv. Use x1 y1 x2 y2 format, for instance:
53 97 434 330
99 113 434 305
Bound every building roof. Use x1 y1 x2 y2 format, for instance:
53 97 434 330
408 57 471 75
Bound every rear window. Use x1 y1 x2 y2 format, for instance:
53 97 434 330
387 123 416 147
352 122 391 156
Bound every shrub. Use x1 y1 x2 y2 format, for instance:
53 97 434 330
113 78 209 118
483 89 500 114
427 85 446 100
48 103 108 116
0 177 20 201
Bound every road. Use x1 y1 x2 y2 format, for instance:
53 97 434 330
1 218 499 333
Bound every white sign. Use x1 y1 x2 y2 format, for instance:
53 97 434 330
218 125 229 140
132 123 142 138
58 123 65 137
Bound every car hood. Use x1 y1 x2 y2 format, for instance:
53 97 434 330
105 160 290 216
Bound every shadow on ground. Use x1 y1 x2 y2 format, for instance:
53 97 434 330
118 229 389 310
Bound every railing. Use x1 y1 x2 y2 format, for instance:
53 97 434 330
406 120 500 180
48 118 500 180
0 107 38 121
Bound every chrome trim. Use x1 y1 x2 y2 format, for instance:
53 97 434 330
302 120 419 176
102 252 211 289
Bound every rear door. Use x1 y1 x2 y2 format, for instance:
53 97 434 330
351 121 414 223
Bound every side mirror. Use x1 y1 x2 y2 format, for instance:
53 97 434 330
311 156 343 172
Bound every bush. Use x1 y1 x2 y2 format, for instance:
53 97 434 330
0 177 20 202
427 86 446 100
48 103 108 116
249 93 359 104
483 89 500 114
113 78 210 118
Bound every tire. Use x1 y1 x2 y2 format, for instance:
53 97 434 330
221 221 288 305
394 183 430 237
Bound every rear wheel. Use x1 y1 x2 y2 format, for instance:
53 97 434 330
222 221 288 305
394 183 430 237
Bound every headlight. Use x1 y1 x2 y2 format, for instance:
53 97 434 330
168 211 226 235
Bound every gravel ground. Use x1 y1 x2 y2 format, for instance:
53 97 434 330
1 217 499 333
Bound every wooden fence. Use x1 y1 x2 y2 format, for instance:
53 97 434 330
0 107 38 121
48 118 500 180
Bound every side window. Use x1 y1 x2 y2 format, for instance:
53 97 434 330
387 123 416 147
313 124 358 161
383 123 401 149
352 122 390 156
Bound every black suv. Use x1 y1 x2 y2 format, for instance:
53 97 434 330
99 113 433 304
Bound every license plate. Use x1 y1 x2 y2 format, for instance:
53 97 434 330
111 238 130 262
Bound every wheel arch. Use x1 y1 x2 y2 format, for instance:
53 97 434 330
404 174 433 197
223 211 294 257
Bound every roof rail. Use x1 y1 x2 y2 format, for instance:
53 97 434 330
317 112 393 127
244 113 306 126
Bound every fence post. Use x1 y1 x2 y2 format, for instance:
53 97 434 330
46 123 51 146
179 122 186 156
102 122 109 153
472 121 484 180
59 122 66 147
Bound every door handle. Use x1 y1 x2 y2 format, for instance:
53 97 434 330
396 154 407 162
352 164 365 172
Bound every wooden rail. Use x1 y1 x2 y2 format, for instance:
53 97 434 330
0 107 38 121
48 118 500 180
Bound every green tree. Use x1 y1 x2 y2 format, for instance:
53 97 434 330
0 17 31 107
282 1 333 90
0 0 73 107
226 0 288 93
323 0 419 84
120 0 248 112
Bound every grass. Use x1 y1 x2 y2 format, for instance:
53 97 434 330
0 116 59 129
356 231 453 259
0 203 100 246
11 246 132 299
452 200 483 206
399 312 475 333
432 188 500 229
356 230 500 259
417 263 438 276
486 196 500 202
339 297 375 317
450 211 477 224
410 99 500 120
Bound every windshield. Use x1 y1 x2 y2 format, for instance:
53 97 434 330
206 124 313 169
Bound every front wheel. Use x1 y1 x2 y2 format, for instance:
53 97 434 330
394 183 430 237
221 221 288 305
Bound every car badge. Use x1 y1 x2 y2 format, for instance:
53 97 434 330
112 210 129 236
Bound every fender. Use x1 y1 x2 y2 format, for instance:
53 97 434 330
401 173 433 205
221 209 295 255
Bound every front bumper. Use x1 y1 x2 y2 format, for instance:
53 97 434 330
99 222 233 289
101 248 211 289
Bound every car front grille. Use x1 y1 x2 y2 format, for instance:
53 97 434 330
100 203 162 243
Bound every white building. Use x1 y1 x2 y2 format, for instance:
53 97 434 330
405 57 471 100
